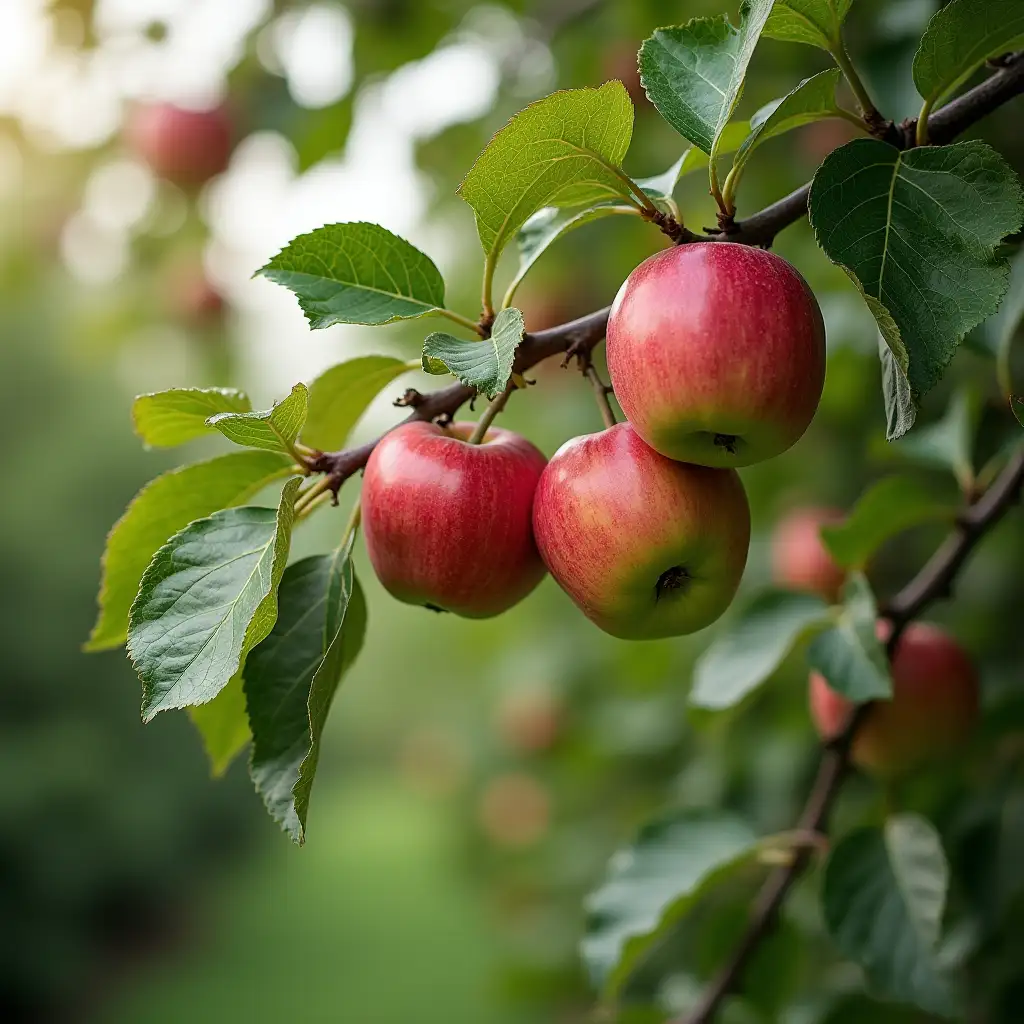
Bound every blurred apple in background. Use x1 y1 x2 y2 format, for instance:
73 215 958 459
810 621 980 777
126 104 233 189
478 772 551 848
496 685 563 754
772 506 846 602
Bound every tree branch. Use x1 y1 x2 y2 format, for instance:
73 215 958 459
673 448 1024 1024
309 54 1024 495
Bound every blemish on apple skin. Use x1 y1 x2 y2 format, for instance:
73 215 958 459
655 565 691 601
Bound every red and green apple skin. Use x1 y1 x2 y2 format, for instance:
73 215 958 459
531 422 750 640
771 506 846 603
361 421 547 618
127 104 233 188
606 242 826 468
810 621 979 777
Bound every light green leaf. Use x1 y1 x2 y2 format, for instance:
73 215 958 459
807 572 892 702
763 0 852 50
247 547 367 843
132 388 251 448
258 222 447 328
636 122 751 199
879 334 916 441
208 383 308 456
303 356 412 451
422 307 525 398
691 589 830 709
890 389 981 489
129 477 302 722
824 814 953 1015
913 0 1024 109
86 450 294 652
809 139 1024 429
582 810 759 996
506 205 637 308
821 476 956 570
188 670 250 777
638 1 776 157
457 82 637 267
732 69 843 177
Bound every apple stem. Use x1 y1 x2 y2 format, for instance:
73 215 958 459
468 383 514 444
583 364 617 429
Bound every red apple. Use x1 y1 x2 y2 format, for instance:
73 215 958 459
361 421 547 618
496 685 563 753
772 506 845 602
532 422 750 639
126 103 233 188
809 621 979 777
606 242 826 467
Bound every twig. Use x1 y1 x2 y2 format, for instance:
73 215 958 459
469 383 515 444
673 448 1024 1024
583 364 617 429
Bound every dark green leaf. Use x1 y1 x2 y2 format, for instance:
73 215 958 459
458 82 636 267
246 549 367 843
824 814 952 1015
129 477 302 722
969 243 1024 358
87 450 294 652
258 222 447 328
303 356 412 450
807 573 892 701
132 388 250 448
188 670 250 776
809 139 1024 432
208 382 308 455
422 307 525 397
639 1 775 156
690 589 830 709
763 0 852 50
890 389 981 489
732 69 843 177
821 476 956 569
913 0 1024 109
582 810 758 996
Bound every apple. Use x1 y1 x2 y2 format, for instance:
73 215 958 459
531 422 750 640
126 103 233 188
361 420 547 618
496 685 563 753
771 506 845 602
809 621 979 777
606 242 826 467
477 772 551 848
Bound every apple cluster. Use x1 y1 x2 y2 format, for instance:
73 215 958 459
361 242 826 639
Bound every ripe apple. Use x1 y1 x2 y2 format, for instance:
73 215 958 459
606 242 826 467
809 621 979 777
126 103 233 188
361 420 547 618
771 506 845 602
531 422 750 639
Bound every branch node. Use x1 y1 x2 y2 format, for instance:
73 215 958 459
393 388 425 409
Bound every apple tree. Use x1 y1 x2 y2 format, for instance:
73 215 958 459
88 0 1024 1020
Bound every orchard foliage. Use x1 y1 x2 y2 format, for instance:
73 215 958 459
89 0 1024 1021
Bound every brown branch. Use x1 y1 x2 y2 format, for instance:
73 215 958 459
583 364 618 429
673 449 1024 1024
310 53 1024 496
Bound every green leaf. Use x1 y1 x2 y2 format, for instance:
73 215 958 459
824 814 952 1015
303 356 411 451
807 573 892 702
913 0 1024 109
129 477 302 722
207 383 308 456
970 243 1024 359
821 477 956 570
690 590 830 710
247 548 367 843
890 389 981 489
258 222 447 329
582 810 759 997
636 123 751 199
809 139 1024 430
422 307 525 398
457 82 637 267
732 69 843 177
638 1 776 156
188 670 250 777
763 0 852 50
879 333 916 441
132 388 251 448
86 450 294 652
